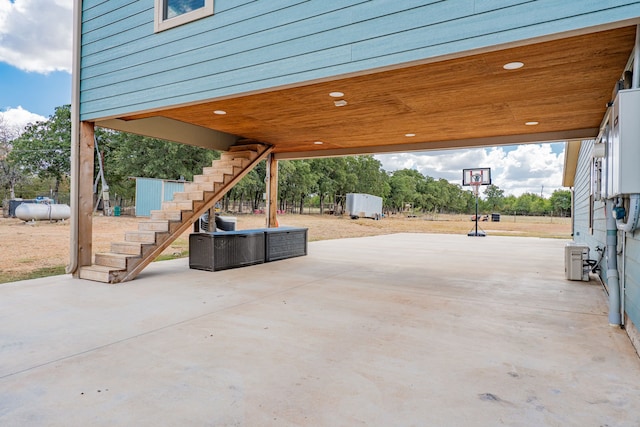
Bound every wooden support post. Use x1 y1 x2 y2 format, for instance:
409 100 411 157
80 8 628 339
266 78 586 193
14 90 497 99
209 206 215 231
266 154 278 228
75 121 95 275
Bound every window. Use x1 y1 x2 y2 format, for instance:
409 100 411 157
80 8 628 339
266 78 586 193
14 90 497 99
155 0 214 32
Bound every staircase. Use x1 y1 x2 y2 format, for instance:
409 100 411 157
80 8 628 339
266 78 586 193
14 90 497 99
79 141 273 284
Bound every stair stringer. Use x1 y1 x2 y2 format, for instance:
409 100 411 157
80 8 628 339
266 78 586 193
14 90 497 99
113 144 273 283
87 144 273 284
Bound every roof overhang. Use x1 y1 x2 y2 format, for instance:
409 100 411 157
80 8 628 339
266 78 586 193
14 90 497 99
562 140 583 187
99 24 637 157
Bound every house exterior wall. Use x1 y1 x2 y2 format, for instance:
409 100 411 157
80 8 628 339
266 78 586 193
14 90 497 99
572 139 640 353
80 0 640 121
573 140 607 258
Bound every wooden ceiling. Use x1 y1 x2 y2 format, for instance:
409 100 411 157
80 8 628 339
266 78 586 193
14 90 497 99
124 26 637 158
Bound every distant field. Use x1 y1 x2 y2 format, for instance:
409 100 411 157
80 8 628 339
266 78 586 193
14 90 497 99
0 213 571 283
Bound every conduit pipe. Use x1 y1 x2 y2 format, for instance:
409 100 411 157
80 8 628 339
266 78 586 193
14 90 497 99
606 200 621 326
634 24 640 89
621 231 627 327
616 194 640 233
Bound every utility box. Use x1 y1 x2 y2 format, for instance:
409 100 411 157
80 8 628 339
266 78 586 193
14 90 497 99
565 242 590 281
606 88 640 197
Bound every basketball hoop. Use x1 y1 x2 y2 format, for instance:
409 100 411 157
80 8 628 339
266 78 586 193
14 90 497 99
470 174 483 196
462 168 491 237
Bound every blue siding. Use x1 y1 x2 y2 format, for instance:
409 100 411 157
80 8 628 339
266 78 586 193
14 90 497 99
573 140 606 257
79 0 640 120
625 235 640 327
573 140 640 329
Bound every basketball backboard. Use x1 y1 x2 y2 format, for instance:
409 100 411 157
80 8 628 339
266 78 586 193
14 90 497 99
462 168 491 186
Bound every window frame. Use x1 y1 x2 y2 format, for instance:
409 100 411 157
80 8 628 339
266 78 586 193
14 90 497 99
154 0 214 33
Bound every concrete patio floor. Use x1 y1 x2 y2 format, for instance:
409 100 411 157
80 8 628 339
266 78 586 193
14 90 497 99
1 233 639 426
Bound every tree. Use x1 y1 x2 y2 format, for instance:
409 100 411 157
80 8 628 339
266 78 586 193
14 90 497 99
549 189 572 217
388 169 423 211
227 161 266 212
0 114 20 157
0 115 23 199
348 156 390 198
0 160 23 200
278 160 318 213
102 131 220 201
502 194 517 213
484 184 504 211
8 105 71 200
309 157 352 214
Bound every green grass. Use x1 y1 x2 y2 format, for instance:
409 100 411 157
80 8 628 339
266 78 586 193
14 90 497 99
0 265 67 284
154 250 190 262
0 251 191 284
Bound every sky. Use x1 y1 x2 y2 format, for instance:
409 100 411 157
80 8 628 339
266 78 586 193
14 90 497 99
0 0 566 197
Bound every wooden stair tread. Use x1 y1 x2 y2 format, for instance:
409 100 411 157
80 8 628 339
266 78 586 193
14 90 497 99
81 142 272 284
82 264 121 272
95 252 141 269
79 264 125 283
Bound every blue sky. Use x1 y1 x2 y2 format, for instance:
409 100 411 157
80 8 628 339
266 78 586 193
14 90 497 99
0 63 71 117
0 0 566 197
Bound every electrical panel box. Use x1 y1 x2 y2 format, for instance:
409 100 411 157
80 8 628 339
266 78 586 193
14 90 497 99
606 88 640 197
565 242 590 281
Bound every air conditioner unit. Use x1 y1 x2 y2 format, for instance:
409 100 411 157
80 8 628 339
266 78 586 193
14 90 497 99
565 242 589 281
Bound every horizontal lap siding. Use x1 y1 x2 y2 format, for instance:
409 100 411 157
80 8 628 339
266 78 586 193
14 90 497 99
79 0 640 120
573 141 592 242
573 140 608 270
625 233 640 327
572 140 640 327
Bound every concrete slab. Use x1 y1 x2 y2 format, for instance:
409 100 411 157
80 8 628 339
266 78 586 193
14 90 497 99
1 233 639 426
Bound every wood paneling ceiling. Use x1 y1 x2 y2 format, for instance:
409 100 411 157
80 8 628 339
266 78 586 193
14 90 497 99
124 26 637 157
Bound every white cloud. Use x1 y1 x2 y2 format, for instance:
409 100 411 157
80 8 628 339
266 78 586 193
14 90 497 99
375 143 566 198
0 0 72 73
0 106 46 134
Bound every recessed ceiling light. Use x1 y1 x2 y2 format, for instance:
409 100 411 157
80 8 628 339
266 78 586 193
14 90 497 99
525 121 539 126
329 92 344 98
405 133 416 137
313 141 324 145
334 100 348 107
213 110 227 115
503 61 524 70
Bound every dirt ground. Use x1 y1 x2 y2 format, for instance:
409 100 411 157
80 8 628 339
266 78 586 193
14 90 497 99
0 213 570 282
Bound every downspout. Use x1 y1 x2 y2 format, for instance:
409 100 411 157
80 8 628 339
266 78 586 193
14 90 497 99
66 0 82 274
606 200 621 326
570 187 575 237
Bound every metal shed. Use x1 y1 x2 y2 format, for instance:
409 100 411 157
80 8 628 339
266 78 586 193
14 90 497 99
134 177 185 217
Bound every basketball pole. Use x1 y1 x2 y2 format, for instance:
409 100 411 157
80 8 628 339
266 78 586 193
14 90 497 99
468 183 486 237
474 188 479 236
462 168 490 237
